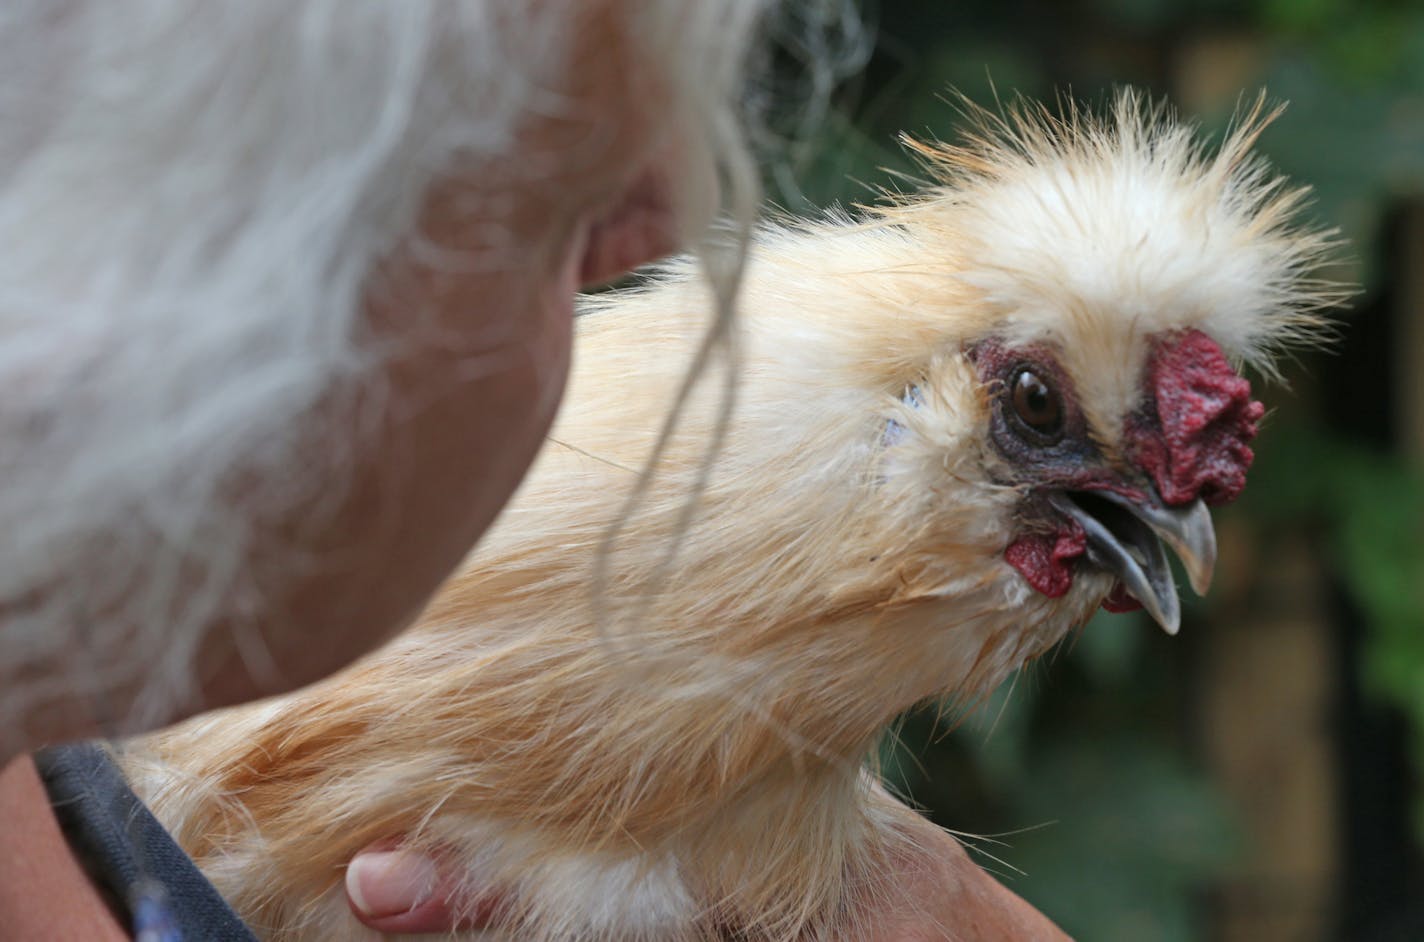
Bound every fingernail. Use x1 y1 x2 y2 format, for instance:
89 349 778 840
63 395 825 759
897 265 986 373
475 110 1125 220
346 850 439 918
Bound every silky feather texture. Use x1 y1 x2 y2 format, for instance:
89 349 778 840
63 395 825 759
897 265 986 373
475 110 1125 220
124 93 1339 940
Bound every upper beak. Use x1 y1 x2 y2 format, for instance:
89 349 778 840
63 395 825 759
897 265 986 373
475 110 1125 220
1050 490 1218 636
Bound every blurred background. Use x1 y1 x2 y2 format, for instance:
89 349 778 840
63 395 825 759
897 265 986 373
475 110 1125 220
761 2 1424 939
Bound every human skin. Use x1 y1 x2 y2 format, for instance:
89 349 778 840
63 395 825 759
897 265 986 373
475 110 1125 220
1 3 673 932
0 158 670 935
0 757 129 940
5 1 676 765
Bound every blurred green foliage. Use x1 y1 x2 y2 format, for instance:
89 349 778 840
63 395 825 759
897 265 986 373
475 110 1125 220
767 0 1424 937
773 0 1424 288
1253 423 1424 839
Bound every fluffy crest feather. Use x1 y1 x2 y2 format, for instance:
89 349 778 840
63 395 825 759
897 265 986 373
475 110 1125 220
887 89 1342 382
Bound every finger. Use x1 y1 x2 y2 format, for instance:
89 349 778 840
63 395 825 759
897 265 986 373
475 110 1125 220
345 848 500 934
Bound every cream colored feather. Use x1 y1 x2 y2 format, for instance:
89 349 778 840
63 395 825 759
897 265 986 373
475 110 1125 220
122 92 1339 941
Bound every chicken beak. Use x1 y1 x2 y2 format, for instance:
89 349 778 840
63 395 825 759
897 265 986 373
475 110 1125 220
1125 496 1217 596
1050 492 1218 636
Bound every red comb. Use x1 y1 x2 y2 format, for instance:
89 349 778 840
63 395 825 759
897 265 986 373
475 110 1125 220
1127 329 1264 507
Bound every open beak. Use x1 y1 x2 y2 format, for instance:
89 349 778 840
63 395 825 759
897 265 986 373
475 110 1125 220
1049 491 1217 636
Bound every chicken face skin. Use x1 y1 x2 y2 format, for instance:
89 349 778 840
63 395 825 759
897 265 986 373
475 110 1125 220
959 327 1261 631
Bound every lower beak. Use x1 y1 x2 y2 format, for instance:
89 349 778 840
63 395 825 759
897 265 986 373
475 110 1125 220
1050 491 1218 636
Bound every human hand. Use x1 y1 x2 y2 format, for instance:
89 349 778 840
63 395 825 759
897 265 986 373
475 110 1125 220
344 821 1071 940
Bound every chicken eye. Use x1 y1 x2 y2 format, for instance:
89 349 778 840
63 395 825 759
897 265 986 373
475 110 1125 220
1010 368 1063 440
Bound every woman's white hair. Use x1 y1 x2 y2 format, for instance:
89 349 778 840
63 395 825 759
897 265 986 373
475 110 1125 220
0 0 863 739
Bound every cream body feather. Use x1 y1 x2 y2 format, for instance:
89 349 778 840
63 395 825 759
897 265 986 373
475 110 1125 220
123 95 1335 940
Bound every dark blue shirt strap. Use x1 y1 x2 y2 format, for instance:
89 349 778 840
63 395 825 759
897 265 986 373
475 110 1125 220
34 742 258 942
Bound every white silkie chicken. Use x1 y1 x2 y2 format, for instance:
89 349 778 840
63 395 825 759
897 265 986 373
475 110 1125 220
125 92 1337 940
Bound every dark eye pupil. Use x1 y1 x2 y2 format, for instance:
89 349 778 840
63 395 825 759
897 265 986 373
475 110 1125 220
1011 369 1062 435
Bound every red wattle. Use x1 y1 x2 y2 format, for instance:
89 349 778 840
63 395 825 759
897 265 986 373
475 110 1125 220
1005 526 1087 598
